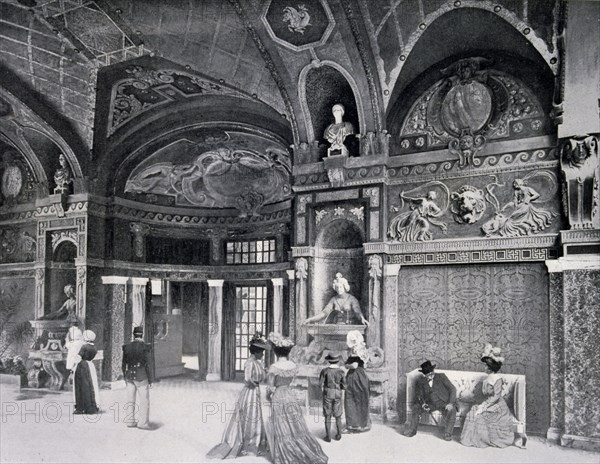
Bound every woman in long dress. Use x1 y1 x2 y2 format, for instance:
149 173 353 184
344 331 371 433
265 333 328 464
460 344 515 448
207 334 270 459
73 330 99 414
64 326 84 391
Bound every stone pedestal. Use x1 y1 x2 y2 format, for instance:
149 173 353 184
28 320 70 390
290 364 389 421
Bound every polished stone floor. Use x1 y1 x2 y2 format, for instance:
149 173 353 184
1 372 598 464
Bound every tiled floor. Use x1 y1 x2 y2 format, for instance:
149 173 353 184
1 374 598 464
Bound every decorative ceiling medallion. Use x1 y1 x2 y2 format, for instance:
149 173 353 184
262 0 335 52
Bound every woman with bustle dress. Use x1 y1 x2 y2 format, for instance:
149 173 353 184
460 344 517 448
73 330 100 414
265 332 328 464
344 331 371 433
207 334 270 459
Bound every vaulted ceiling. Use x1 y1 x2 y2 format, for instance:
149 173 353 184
0 0 560 201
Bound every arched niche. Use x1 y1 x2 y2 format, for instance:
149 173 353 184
313 219 365 319
302 64 361 158
47 240 77 318
386 7 555 136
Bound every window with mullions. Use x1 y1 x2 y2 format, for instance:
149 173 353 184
235 285 268 371
226 239 276 264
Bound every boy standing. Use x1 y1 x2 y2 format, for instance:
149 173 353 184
319 354 346 442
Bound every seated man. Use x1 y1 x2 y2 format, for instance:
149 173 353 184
404 360 457 441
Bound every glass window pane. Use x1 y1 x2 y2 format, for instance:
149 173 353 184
242 253 249 264
270 251 276 263
227 242 233 252
256 241 262 252
242 242 249 252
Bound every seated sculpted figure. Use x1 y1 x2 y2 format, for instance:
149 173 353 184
304 273 369 325
38 284 78 323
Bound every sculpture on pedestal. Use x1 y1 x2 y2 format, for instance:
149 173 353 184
324 104 354 157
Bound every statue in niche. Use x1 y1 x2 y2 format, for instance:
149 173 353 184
324 104 354 157
450 185 487 224
482 172 557 237
38 284 78 324
388 182 449 242
53 154 72 194
303 273 368 326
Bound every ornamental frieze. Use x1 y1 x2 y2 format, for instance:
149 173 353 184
385 247 558 266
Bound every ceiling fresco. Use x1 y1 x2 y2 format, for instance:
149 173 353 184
122 129 291 216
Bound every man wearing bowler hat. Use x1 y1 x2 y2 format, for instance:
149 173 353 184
404 360 457 441
122 326 154 429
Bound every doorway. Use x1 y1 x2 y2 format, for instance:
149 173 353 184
234 284 269 372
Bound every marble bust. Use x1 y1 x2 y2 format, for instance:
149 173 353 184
53 153 72 194
303 273 368 325
324 104 354 157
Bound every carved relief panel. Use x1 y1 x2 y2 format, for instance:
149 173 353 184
387 169 561 242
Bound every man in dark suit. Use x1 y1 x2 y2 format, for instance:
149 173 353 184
122 326 153 429
404 360 457 441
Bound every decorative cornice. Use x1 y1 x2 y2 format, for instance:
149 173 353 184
291 246 315 257
365 234 559 255
560 229 600 244
546 256 600 272
293 146 558 190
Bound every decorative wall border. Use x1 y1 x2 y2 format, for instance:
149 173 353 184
385 247 558 266
560 229 600 244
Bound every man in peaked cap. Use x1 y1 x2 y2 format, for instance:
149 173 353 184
403 360 457 441
122 326 154 429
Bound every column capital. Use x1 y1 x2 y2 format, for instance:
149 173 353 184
101 276 129 285
131 277 149 286
271 277 284 287
286 270 295 280
383 263 401 277
207 279 224 288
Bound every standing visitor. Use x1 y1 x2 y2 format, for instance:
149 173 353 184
122 326 153 429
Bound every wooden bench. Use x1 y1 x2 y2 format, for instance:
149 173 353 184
406 369 527 447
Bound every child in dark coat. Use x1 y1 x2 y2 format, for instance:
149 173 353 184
319 353 346 442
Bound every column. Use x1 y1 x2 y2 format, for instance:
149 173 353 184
383 262 401 422
271 278 284 335
286 270 295 339
206 279 224 381
75 258 87 321
131 277 149 329
295 258 308 345
129 223 150 261
546 260 565 443
101 276 128 382
367 255 383 348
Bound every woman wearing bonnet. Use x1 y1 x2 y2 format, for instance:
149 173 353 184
344 330 371 433
73 330 100 414
460 343 517 448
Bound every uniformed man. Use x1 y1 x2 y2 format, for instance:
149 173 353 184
122 326 153 429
